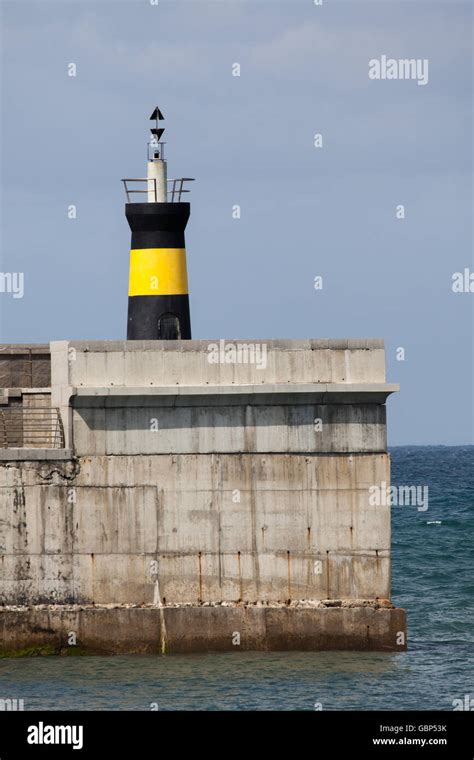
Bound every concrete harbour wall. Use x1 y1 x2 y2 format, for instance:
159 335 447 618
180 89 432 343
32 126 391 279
0 340 404 652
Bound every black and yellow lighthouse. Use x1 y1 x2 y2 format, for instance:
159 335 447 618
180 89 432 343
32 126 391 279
123 108 194 340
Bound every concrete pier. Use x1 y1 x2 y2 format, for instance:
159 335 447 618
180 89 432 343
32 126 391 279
0 339 406 653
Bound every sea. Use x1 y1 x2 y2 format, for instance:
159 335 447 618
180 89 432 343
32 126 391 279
0 446 472 711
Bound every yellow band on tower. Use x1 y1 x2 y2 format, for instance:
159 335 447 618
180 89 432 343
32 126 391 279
128 248 189 296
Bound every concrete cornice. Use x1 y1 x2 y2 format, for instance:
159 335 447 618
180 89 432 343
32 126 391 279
72 383 399 406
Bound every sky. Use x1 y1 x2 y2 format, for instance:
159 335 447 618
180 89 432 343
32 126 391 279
0 0 472 445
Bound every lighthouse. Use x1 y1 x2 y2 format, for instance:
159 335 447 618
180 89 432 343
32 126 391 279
122 108 194 340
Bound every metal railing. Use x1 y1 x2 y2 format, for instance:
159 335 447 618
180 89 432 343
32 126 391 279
121 177 195 203
168 177 195 202
0 407 65 449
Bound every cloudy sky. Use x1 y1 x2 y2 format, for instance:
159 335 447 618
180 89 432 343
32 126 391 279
0 0 472 445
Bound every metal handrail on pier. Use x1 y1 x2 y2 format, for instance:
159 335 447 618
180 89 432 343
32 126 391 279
0 407 65 449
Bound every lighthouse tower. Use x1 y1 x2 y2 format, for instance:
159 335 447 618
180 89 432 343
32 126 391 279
122 108 194 340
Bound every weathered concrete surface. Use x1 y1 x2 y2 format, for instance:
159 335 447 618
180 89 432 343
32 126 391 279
0 339 404 652
50 339 389 389
0 453 391 605
72 402 387 455
0 605 407 654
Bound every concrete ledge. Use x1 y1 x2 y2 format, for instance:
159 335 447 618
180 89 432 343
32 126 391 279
0 606 407 654
0 345 50 355
73 383 399 405
51 339 386 352
0 449 73 461
0 388 52 404
14 387 52 394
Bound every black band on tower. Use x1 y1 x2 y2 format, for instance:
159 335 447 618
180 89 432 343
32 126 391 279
127 295 191 340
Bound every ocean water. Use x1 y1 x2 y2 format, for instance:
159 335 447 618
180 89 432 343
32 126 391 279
0 446 472 711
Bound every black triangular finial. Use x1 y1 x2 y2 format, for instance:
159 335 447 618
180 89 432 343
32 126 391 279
150 106 164 121
150 107 165 144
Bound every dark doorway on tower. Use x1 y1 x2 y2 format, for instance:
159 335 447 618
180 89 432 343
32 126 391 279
158 313 181 340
